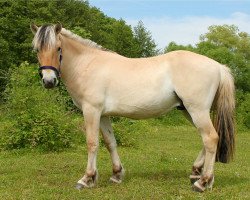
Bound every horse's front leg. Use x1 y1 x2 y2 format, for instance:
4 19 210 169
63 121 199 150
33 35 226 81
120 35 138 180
76 104 101 189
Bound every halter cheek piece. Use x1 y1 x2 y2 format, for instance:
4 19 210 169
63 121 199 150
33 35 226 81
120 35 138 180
38 48 62 79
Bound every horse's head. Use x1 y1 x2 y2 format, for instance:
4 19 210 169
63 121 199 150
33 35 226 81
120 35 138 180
31 23 62 89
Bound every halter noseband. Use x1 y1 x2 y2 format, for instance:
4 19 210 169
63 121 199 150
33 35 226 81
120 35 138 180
38 48 62 78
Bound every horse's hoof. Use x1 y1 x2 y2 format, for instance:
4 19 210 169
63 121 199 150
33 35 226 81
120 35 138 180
75 183 85 190
189 175 201 184
110 166 125 184
75 178 92 190
192 181 205 193
110 176 122 184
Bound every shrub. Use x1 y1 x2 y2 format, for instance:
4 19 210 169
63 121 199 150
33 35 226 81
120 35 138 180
0 62 83 151
236 91 250 130
111 117 140 147
153 109 190 126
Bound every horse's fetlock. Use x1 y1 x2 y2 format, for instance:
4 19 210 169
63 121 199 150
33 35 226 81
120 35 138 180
86 170 97 178
199 174 214 187
110 166 124 184
113 165 122 174
192 166 202 175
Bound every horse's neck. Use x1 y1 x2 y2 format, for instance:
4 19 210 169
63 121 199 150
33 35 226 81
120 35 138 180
60 36 98 81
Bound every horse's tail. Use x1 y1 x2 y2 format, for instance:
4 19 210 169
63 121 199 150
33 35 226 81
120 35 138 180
213 65 235 163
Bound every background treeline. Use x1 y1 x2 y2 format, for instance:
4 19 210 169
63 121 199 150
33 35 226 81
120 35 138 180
0 0 249 151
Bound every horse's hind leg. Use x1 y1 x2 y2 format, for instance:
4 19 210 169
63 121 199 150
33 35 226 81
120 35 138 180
182 110 205 184
100 116 125 183
188 110 218 192
180 110 204 183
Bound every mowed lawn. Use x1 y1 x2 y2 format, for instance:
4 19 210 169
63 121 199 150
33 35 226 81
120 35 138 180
0 123 249 200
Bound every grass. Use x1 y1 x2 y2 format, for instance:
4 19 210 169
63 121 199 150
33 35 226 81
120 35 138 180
0 120 249 200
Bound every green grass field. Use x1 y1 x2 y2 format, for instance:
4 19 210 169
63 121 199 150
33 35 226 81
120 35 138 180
0 121 249 200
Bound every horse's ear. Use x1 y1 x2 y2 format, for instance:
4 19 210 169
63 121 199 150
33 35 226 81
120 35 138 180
55 22 62 34
30 23 38 34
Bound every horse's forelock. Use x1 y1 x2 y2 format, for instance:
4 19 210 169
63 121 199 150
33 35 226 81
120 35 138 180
32 24 57 51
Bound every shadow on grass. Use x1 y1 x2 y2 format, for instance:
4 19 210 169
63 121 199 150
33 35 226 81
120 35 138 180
123 168 249 188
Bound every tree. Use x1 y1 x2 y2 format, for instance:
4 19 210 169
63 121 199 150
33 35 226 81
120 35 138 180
164 41 196 53
109 19 138 57
133 21 159 57
197 25 250 92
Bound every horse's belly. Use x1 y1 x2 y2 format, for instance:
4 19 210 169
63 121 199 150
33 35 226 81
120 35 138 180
103 91 180 119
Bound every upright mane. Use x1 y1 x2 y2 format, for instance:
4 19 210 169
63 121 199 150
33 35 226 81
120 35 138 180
61 28 106 51
32 24 109 52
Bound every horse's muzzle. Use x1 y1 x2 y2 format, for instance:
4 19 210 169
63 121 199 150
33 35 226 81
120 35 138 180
42 78 58 89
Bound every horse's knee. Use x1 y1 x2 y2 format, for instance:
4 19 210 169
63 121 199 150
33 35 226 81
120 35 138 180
87 141 98 152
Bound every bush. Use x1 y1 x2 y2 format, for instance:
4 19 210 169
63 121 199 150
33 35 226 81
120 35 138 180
0 62 83 151
153 109 190 126
111 117 140 147
236 91 250 130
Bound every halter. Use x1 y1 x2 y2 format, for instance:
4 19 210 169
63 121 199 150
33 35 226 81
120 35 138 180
38 48 62 78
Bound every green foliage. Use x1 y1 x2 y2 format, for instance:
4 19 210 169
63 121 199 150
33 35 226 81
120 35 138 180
154 109 190 126
71 26 91 39
111 117 143 147
236 91 250 129
133 21 159 57
108 19 137 57
165 41 196 53
0 62 83 151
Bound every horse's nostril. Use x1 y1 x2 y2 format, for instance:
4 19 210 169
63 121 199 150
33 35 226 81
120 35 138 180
42 78 55 89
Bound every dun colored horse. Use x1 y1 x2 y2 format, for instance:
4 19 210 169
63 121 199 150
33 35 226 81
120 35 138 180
31 23 235 192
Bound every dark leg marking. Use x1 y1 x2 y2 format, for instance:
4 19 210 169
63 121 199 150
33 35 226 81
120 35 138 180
192 175 214 192
75 171 98 190
110 166 124 184
190 166 203 184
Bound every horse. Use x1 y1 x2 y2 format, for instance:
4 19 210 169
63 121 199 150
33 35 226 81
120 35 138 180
30 23 235 192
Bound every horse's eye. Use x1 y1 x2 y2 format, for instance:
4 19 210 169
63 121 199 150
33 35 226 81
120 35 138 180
57 47 61 52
